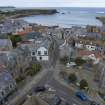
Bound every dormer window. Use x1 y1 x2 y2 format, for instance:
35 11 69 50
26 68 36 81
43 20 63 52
1 91 4 96
32 52 35 56
44 51 47 55
38 51 41 55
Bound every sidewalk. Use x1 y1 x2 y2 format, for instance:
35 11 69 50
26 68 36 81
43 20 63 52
7 69 48 105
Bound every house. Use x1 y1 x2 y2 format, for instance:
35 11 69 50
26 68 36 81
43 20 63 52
78 50 103 64
77 32 102 40
36 46 48 61
85 44 96 51
0 67 16 104
0 39 13 51
23 32 44 41
12 46 32 78
75 40 84 49
0 46 31 79
0 19 32 35
30 40 49 61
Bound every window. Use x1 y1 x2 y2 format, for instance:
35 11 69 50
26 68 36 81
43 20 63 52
1 91 4 96
32 52 35 56
9 84 13 89
38 51 41 55
44 51 47 55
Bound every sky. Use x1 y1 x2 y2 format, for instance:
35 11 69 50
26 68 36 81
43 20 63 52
0 0 105 7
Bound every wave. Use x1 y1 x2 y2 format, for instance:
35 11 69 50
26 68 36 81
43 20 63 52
96 11 105 14
79 11 88 13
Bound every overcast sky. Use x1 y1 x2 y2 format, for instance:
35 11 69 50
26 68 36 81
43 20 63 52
0 0 105 7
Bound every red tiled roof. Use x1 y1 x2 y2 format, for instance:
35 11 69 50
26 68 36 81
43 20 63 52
16 27 33 35
78 50 103 59
21 41 32 44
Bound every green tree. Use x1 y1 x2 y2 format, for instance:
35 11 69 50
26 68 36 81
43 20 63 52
68 73 77 83
75 57 86 66
60 56 69 65
80 79 88 90
9 35 22 47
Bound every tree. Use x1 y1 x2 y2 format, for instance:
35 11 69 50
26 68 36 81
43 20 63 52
27 63 41 76
9 35 22 47
48 36 59 67
68 73 77 83
60 56 69 65
75 57 86 66
80 79 88 90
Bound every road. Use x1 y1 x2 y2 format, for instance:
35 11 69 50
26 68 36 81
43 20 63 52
6 36 91 105
32 68 90 105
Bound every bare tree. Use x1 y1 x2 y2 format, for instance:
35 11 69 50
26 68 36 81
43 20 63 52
48 33 59 68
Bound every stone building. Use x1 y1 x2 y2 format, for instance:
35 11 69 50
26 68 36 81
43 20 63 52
0 67 16 104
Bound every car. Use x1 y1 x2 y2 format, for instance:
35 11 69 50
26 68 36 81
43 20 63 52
35 86 46 92
90 101 100 105
75 91 88 101
53 95 62 105
65 102 70 105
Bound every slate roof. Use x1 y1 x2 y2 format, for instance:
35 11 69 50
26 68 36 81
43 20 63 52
25 32 43 40
0 39 11 46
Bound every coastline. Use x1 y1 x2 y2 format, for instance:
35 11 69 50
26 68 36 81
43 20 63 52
96 16 105 25
0 9 58 21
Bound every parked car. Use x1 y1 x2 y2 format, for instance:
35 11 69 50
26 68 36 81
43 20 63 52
35 86 46 92
53 95 62 105
65 102 70 105
75 91 88 101
90 101 100 105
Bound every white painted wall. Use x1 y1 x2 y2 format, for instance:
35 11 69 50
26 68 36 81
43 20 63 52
36 47 48 61
36 56 49 61
85 45 96 51
75 43 83 49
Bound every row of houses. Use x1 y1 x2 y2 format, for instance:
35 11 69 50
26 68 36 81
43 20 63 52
75 38 105 52
0 19 32 35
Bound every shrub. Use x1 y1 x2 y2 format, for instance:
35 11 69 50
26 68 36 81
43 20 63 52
80 79 88 90
75 57 86 66
27 63 41 76
68 73 77 83
9 35 22 47
15 76 25 84
60 56 69 65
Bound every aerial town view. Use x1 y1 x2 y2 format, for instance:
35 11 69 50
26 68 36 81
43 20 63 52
1 0 105 105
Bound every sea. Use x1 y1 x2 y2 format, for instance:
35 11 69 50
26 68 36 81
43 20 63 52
22 7 105 28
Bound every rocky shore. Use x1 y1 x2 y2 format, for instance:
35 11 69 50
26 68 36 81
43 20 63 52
96 16 105 25
0 9 58 18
